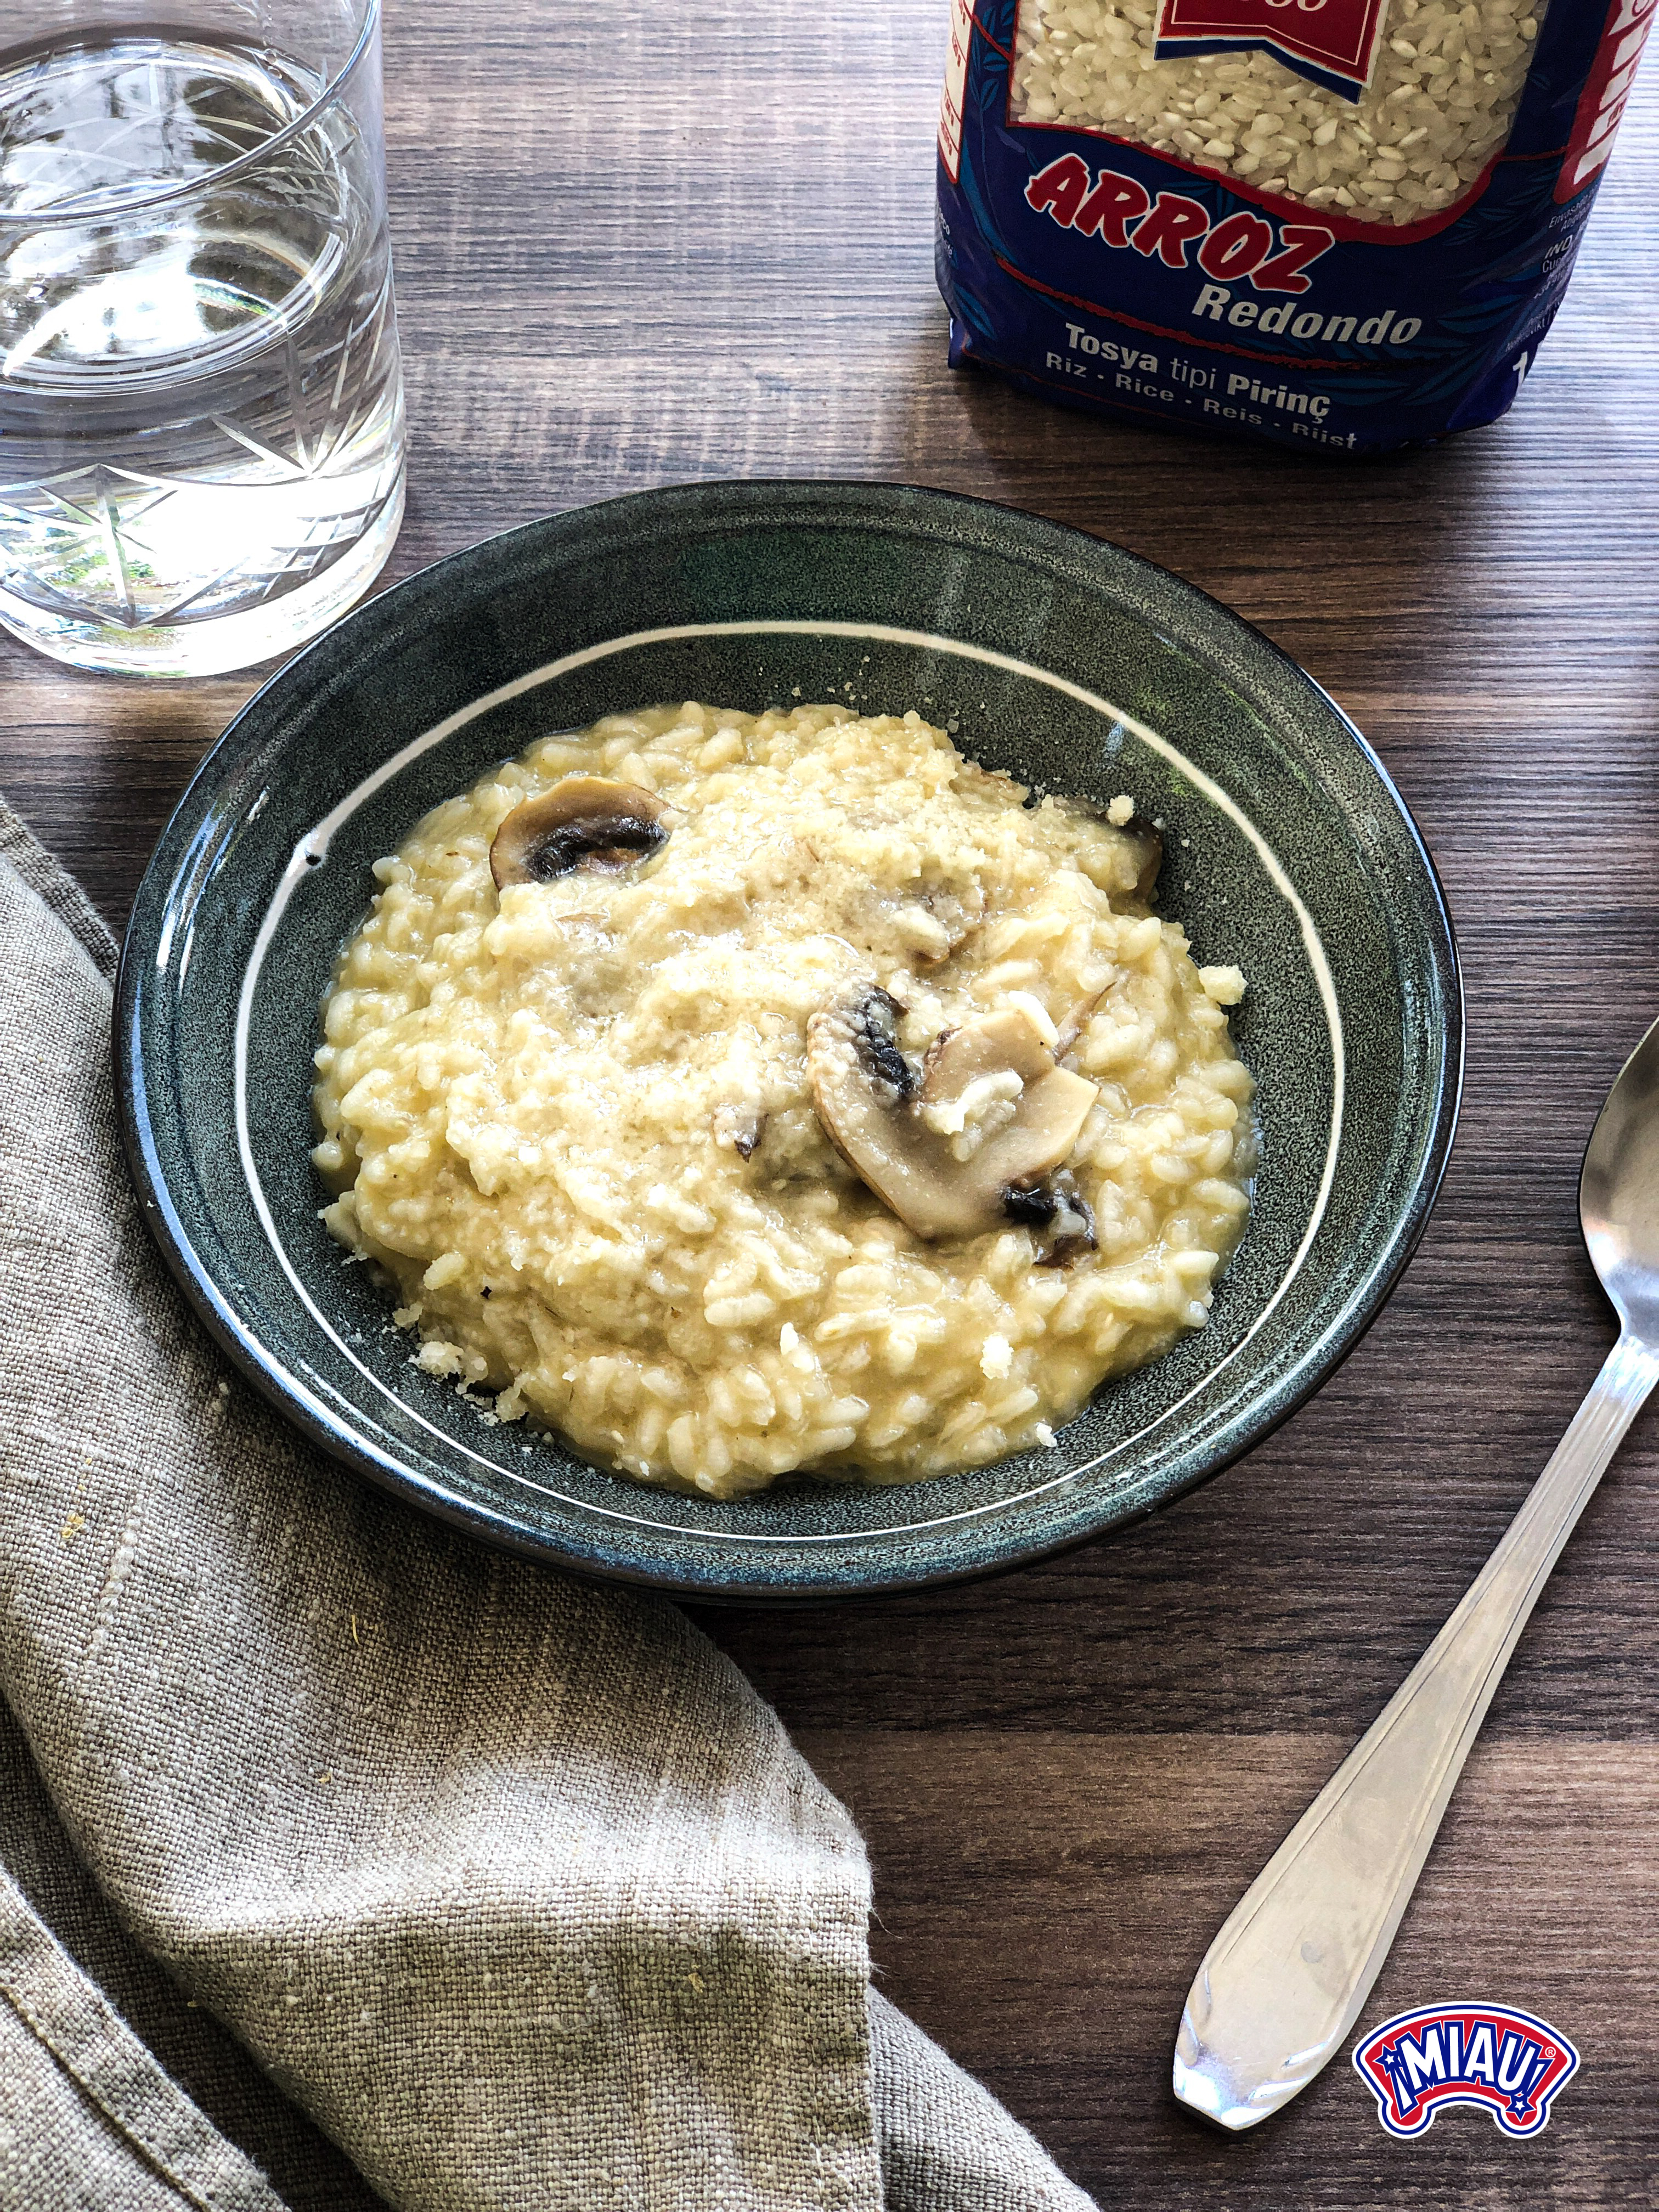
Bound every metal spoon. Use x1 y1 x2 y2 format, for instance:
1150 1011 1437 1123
1173 1013 1659 2131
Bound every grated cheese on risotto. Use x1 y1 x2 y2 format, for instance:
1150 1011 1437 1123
312 704 1254 1497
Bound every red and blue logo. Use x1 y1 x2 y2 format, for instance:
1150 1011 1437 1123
1353 2004 1579 2139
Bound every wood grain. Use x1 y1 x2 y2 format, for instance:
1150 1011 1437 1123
3 4 1656 2200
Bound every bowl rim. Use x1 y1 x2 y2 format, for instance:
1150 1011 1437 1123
115 477 1464 1599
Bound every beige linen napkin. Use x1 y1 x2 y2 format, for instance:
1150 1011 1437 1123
0 798 1095 2212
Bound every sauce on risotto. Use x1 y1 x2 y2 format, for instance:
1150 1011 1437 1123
312 703 1254 1496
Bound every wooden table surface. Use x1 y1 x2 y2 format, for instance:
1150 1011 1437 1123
5 4 1657 2203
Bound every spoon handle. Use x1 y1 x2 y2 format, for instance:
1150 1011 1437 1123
1173 1328 1659 2132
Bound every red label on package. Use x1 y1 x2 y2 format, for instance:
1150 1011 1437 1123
1155 0 1391 104
1556 0 1656 200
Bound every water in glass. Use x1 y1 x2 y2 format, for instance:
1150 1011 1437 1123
0 20 405 674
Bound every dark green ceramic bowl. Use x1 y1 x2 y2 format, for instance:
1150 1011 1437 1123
116 481 1460 1600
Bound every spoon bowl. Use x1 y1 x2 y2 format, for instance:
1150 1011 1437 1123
1581 1015 1659 1340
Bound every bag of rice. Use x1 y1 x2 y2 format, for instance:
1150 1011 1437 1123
936 0 1652 452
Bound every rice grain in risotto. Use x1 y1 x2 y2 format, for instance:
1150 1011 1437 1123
312 705 1255 1496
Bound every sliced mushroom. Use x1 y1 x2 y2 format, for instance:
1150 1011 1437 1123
893 887 981 965
490 777 669 889
1005 1169 1098 1266
919 1006 1054 1098
1122 814 1163 903
807 990 1099 1241
1076 802 1163 902
714 1104 767 1161
1053 988 1107 1063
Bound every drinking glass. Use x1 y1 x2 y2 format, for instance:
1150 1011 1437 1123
0 0 406 676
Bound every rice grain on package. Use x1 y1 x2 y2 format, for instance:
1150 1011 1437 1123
936 0 1652 452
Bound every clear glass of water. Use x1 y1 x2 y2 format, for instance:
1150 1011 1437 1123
0 0 406 676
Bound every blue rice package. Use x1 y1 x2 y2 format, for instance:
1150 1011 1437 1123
936 0 1652 453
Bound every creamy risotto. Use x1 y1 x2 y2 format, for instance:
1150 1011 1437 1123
312 704 1254 1496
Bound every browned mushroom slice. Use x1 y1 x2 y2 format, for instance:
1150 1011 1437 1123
490 777 669 889
806 991 1099 1241
1004 1169 1098 1265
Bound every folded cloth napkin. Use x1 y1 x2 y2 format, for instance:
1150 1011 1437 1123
0 798 1096 2212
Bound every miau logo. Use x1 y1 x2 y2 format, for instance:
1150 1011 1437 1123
1353 2004 1579 2140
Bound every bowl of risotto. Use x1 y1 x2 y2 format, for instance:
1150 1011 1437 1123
116 481 1460 1598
